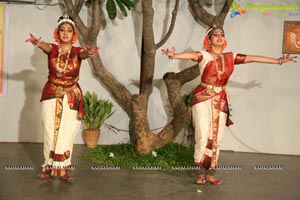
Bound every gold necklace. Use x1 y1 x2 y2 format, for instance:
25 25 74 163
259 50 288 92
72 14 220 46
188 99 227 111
211 52 225 79
56 47 71 77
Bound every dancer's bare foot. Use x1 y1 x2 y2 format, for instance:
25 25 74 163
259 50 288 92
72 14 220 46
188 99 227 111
206 175 222 185
60 175 74 182
38 173 53 181
196 174 206 184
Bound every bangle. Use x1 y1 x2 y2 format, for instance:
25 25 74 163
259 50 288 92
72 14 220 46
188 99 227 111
278 57 282 65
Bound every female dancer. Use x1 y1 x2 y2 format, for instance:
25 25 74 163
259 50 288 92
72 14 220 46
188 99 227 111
26 14 99 181
162 26 297 185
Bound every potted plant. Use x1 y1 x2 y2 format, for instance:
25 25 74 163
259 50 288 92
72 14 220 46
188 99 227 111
82 91 114 148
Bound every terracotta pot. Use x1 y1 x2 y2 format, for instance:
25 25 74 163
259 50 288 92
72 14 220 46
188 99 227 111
83 130 101 148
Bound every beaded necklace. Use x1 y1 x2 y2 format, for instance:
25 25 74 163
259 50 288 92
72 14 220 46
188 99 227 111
56 47 71 77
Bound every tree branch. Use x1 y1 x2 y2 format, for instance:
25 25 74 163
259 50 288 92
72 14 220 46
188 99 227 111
63 0 88 37
188 0 233 27
88 0 102 42
139 0 156 95
188 0 215 26
218 0 233 23
89 56 133 115
64 0 133 114
154 70 192 148
75 0 85 14
176 63 200 85
156 0 179 49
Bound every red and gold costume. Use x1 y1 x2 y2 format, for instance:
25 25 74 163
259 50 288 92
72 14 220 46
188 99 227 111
41 43 85 176
192 51 246 172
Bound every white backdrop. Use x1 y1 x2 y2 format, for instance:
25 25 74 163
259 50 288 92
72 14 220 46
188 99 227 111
0 0 299 155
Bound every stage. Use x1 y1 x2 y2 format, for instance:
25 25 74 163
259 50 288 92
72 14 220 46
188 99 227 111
0 143 299 200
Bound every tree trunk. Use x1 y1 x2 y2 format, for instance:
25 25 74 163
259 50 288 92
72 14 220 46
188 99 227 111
62 0 232 154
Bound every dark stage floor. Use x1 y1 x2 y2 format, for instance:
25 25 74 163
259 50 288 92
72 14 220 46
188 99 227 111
0 143 299 200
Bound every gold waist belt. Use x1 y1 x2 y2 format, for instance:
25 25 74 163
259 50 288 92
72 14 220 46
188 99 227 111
200 82 225 93
51 83 77 93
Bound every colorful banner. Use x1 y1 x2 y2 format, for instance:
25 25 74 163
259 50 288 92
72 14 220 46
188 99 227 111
0 3 6 96
230 1 300 19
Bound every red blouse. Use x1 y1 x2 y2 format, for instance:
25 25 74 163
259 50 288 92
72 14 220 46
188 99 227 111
40 44 85 118
192 52 247 126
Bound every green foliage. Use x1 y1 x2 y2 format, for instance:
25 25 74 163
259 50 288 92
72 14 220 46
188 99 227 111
82 91 114 131
119 0 134 10
107 0 117 20
115 0 127 17
182 89 194 128
106 0 135 20
182 90 193 108
84 143 194 171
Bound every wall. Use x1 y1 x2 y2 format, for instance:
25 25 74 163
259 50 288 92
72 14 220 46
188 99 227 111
0 0 299 155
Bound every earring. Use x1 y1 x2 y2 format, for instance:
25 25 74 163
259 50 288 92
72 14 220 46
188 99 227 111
222 40 227 49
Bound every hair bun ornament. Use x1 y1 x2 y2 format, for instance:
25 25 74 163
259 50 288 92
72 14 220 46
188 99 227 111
57 14 75 27
206 26 215 36
206 25 223 36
